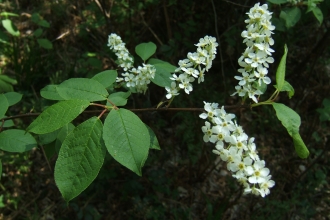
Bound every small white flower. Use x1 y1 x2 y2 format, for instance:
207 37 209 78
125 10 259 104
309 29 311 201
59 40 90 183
165 82 179 99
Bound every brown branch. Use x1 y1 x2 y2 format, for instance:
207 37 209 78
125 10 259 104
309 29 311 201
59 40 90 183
0 105 248 122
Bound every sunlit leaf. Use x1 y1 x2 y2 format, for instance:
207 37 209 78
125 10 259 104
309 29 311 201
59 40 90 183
55 117 106 202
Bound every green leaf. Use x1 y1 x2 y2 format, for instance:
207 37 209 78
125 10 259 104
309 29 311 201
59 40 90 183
151 63 175 88
27 100 90 134
39 129 60 145
272 103 309 158
0 79 13 92
0 75 17 84
0 94 9 118
0 129 37 152
33 28 43 37
107 91 131 106
92 70 118 88
55 117 106 202
2 119 14 127
272 103 300 136
38 20 50 28
312 7 323 24
4 92 22 106
55 123 75 152
292 132 309 158
147 59 176 88
267 0 287 4
135 42 157 61
316 98 330 122
37 38 53 49
2 19 19 36
0 159 2 180
146 125 160 150
103 109 150 176
280 7 301 28
274 80 295 98
275 45 288 91
40 85 65 100
57 78 109 101
31 13 50 27
282 81 294 98
271 17 286 32
255 81 267 94
0 12 19 17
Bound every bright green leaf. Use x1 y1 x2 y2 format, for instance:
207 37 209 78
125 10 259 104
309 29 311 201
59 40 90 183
0 74 17 84
37 38 53 49
2 19 19 36
55 117 106 202
0 94 9 118
135 42 157 61
57 78 109 101
275 45 288 91
103 109 150 176
0 12 19 17
92 70 118 88
55 123 75 153
272 103 300 136
0 129 37 152
312 7 323 24
4 92 22 106
272 103 308 158
107 91 131 106
292 132 309 158
27 100 90 134
40 85 65 100
282 81 294 98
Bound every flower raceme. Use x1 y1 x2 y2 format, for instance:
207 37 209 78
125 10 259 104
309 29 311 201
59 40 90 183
107 33 156 94
165 36 218 99
200 102 275 197
232 3 275 103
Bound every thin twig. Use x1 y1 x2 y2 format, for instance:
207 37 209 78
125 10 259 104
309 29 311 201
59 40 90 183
211 0 227 94
140 12 164 45
0 105 249 122
40 145 52 172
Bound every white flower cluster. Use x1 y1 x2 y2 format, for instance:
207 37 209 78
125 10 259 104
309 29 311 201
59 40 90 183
107 33 156 94
232 3 275 103
199 101 275 197
165 36 218 99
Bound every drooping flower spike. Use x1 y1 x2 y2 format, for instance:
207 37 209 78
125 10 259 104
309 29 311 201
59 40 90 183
232 3 275 103
200 101 275 197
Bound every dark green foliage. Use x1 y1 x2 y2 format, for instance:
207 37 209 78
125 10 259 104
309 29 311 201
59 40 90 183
1 0 330 219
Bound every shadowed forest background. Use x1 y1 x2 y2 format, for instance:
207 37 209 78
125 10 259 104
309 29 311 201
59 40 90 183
0 0 330 219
